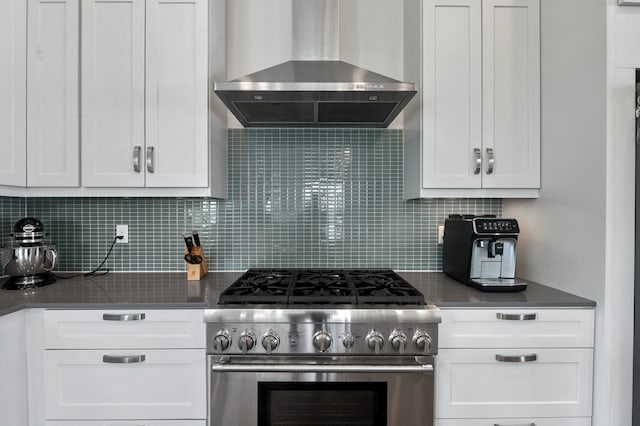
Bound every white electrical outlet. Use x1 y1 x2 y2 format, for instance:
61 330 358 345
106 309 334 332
116 224 129 244
437 225 445 244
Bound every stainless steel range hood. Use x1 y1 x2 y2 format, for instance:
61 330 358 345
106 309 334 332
214 0 416 128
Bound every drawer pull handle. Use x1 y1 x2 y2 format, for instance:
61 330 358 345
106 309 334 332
494 423 535 426
495 354 537 363
103 313 146 321
103 354 146 364
496 312 537 321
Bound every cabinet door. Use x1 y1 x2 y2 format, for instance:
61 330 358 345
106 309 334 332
27 0 79 187
421 0 482 189
81 0 145 187
44 349 206 420
0 311 28 426
145 0 209 187
0 0 26 187
44 309 205 349
436 419 591 426
482 0 540 188
439 308 595 349
47 421 206 426
436 348 593 418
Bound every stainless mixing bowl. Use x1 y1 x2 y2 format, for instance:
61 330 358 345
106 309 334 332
3 245 57 277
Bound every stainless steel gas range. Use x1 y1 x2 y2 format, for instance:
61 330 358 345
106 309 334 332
205 269 440 426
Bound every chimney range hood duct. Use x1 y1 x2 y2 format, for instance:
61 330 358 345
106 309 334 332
214 0 416 128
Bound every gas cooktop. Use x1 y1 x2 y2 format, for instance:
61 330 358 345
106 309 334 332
218 268 425 306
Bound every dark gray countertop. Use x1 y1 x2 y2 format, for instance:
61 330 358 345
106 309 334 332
0 271 595 317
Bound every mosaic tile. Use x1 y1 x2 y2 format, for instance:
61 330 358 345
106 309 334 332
0 129 501 271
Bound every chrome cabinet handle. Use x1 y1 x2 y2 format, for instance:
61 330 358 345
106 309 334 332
495 354 537 363
212 363 433 374
494 423 535 426
103 354 146 364
102 313 146 321
486 147 494 174
473 148 482 174
133 146 142 173
146 146 155 173
496 312 537 321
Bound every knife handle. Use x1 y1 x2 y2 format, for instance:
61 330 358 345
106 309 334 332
183 233 194 252
192 231 201 247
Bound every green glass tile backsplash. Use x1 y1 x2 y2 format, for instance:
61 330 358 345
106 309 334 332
0 129 501 271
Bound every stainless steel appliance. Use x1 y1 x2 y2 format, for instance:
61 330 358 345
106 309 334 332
2 218 57 289
214 0 416 128
205 269 440 426
443 214 526 292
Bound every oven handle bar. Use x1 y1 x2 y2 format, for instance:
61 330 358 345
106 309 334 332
211 363 434 374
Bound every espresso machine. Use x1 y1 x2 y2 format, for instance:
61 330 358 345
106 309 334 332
443 214 526 292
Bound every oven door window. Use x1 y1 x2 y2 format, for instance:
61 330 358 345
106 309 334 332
258 382 387 426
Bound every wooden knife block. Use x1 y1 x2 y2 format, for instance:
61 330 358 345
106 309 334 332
186 246 208 281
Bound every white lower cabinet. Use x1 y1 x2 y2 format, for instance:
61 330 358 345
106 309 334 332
435 308 594 426
436 348 593 418
44 349 206 420
435 419 591 426
46 422 205 426
0 310 28 426
39 309 207 424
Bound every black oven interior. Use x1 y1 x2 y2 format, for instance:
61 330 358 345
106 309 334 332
258 382 387 426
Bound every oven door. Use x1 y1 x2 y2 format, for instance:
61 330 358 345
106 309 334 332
209 356 434 426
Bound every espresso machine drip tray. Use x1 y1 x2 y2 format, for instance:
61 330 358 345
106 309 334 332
470 278 527 292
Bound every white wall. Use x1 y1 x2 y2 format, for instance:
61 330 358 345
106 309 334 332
504 0 635 424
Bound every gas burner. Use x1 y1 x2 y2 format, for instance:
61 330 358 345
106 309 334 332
290 270 357 304
349 270 425 305
219 269 425 305
218 269 293 304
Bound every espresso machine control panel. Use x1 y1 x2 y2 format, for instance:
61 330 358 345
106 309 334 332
473 218 519 234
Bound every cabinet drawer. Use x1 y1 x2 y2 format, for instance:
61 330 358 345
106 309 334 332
44 349 206 420
436 418 591 426
44 309 205 349
435 348 593 418
47 422 206 426
439 309 594 348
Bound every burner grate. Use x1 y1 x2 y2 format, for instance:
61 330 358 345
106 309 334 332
219 269 424 305
218 269 293 304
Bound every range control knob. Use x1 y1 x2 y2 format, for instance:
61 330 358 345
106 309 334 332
312 331 332 352
413 329 433 354
212 329 232 353
366 331 384 354
238 330 256 353
342 333 356 350
261 330 280 354
389 329 408 353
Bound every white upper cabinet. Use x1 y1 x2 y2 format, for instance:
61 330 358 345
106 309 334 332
482 0 540 190
81 0 209 189
0 0 79 189
0 0 27 187
27 0 80 187
404 0 540 199
81 0 148 188
145 0 209 188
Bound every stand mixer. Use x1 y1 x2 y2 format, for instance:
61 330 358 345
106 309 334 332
2 218 57 289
